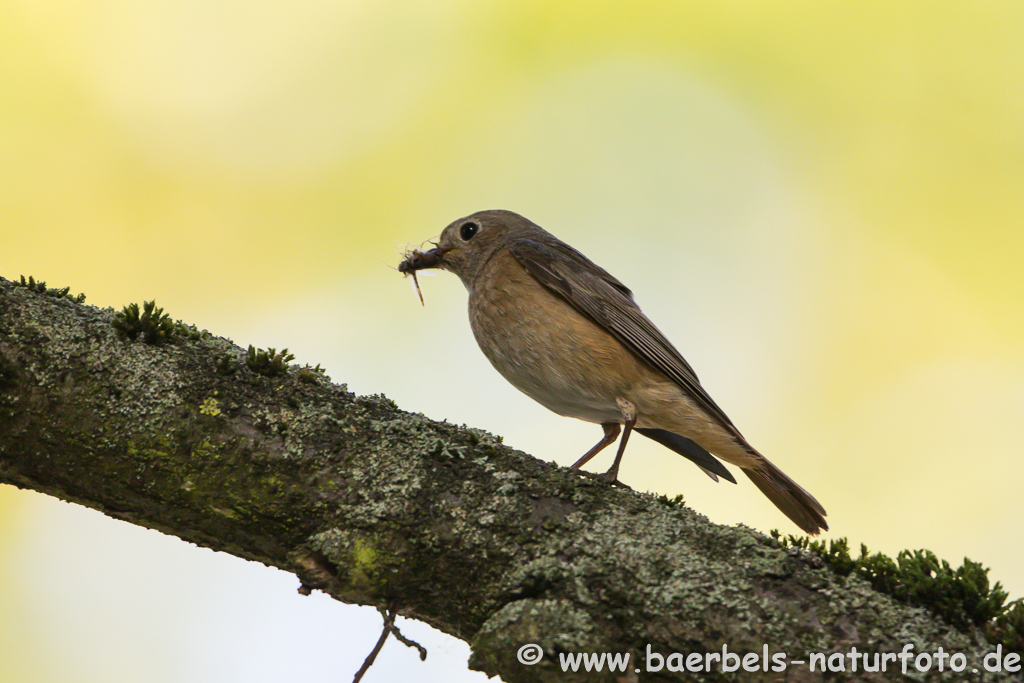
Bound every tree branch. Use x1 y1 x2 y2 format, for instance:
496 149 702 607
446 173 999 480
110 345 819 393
0 277 1013 681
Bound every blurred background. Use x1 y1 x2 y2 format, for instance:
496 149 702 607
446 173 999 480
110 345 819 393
2 1 1022 681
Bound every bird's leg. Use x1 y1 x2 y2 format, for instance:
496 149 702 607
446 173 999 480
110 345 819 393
602 399 637 483
571 423 620 470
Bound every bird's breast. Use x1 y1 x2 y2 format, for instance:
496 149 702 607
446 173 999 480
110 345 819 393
467 251 646 424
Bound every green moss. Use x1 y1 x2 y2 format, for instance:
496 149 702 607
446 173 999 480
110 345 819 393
987 600 1024 652
297 363 326 384
112 300 175 345
215 353 237 375
245 346 294 377
770 534 858 575
654 493 686 509
352 538 379 580
191 437 219 458
111 300 213 346
769 531 1023 649
14 275 86 303
125 436 165 462
173 321 207 341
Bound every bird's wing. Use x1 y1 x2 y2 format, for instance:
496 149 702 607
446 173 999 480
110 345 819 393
509 238 743 439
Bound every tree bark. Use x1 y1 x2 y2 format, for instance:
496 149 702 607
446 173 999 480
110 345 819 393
0 276 1012 682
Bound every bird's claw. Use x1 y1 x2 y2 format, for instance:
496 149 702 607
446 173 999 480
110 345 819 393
571 468 632 489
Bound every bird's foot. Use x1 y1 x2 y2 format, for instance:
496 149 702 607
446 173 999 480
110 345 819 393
571 468 632 489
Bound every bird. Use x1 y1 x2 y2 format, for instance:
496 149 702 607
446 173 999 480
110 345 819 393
399 210 827 535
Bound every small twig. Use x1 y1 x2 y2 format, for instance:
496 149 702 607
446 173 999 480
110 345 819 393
352 608 395 683
388 618 427 661
351 603 428 683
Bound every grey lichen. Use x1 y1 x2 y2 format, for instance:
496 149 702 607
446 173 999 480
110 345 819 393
472 598 599 678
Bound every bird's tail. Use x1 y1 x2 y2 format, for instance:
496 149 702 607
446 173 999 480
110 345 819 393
743 459 828 535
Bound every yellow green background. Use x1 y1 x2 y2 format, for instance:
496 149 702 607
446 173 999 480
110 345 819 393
2 2 1022 681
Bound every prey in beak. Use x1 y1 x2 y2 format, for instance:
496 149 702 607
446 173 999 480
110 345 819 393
398 245 447 306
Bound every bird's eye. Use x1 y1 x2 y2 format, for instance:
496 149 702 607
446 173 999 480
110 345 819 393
460 221 479 241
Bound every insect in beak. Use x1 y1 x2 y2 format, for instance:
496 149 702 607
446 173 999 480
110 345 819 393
398 245 447 306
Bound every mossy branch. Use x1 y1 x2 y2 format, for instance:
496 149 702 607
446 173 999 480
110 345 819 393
0 275 1019 682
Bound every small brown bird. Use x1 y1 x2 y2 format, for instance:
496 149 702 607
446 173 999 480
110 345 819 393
400 210 827 535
